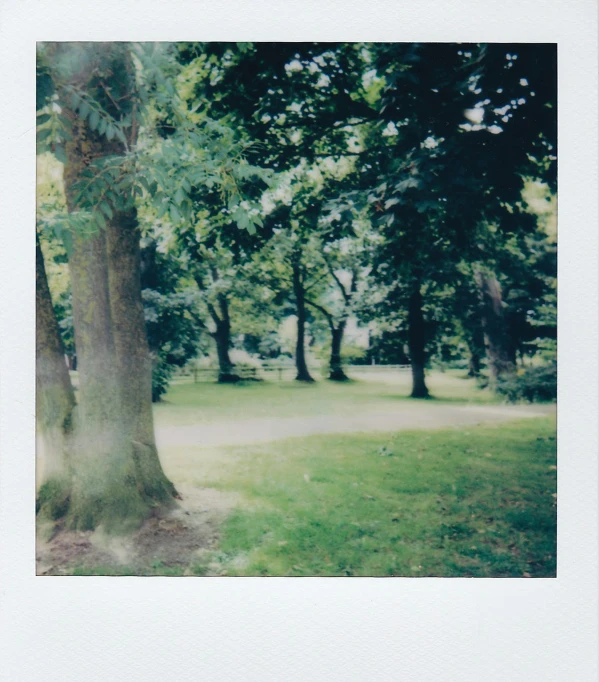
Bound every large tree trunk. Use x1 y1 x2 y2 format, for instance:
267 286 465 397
292 258 314 382
408 286 429 398
329 321 348 381
36 234 76 490
37 42 177 532
106 208 178 500
475 270 516 385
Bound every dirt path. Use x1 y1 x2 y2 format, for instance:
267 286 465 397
156 403 556 449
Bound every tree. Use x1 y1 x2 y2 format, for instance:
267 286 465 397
303 214 375 381
176 43 378 381
139 239 203 400
256 204 325 382
359 43 557 393
36 233 76 488
36 42 179 531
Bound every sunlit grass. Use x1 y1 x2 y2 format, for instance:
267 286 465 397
154 370 499 426
195 417 556 577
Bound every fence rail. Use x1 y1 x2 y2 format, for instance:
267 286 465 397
172 364 411 383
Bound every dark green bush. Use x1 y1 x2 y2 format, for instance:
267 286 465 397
496 362 557 403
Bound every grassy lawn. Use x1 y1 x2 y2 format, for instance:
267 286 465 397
154 370 499 426
192 417 556 577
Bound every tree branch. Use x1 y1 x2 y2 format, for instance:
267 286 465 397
305 298 335 333
323 256 351 304
303 270 330 293
206 301 222 326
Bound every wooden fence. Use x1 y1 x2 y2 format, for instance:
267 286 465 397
173 364 411 383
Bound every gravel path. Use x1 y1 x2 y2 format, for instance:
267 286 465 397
155 403 555 449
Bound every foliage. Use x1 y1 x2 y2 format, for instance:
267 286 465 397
140 243 202 400
495 362 557 403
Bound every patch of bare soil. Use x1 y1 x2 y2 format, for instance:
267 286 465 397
36 484 242 576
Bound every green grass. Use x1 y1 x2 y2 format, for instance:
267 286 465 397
198 417 556 577
70 562 206 577
154 370 499 426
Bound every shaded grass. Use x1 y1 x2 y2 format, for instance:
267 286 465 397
200 417 556 577
154 370 499 427
70 563 208 577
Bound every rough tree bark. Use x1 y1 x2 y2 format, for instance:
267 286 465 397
474 269 516 385
407 286 430 398
106 209 178 500
36 234 76 490
292 253 315 382
37 42 177 532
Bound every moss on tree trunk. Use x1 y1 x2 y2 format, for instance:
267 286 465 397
37 42 177 533
36 234 76 491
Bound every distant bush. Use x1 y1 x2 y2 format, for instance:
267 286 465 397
151 357 174 402
496 362 557 403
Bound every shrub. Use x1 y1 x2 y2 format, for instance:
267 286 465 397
496 362 557 403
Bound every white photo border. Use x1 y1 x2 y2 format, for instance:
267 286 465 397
0 1 597 679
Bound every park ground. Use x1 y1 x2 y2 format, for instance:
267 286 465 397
36 370 557 577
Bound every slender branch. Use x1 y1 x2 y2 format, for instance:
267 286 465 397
305 298 335 333
303 270 330 293
205 301 221 326
189 310 215 337
193 272 222 325
324 259 351 303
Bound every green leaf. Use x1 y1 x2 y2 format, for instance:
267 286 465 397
169 204 182 223
106 125 115 141
174 186 185 206
36 128 52 143
137 175 151 193
79 101 90 120
89 110 100 131
62 230 73 257
99 201 113 219
69 91 81 110
94 211 107 230
115 127 127 145
53 145 67 165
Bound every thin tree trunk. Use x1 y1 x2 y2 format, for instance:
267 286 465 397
408 286 429 398
329 321 348 381
292 258 314 382
475 269 516 385
36 234 76 489
214 319 239 383
467 349 482 378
